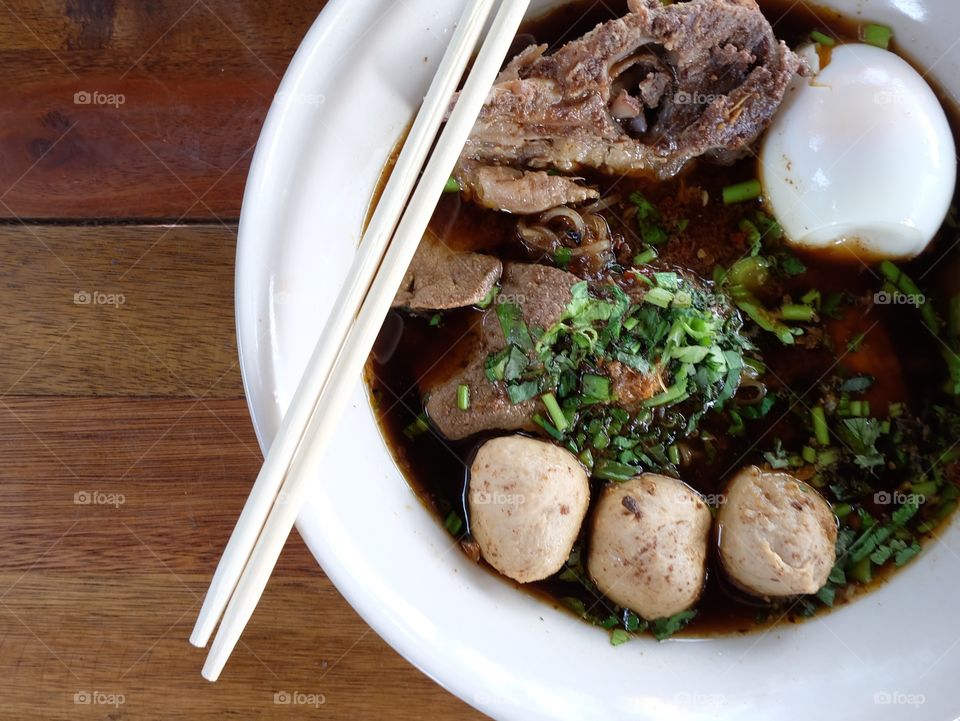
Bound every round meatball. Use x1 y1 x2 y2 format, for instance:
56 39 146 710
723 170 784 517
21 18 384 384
587 474 711 620
717 465 837 598
469 435 589 583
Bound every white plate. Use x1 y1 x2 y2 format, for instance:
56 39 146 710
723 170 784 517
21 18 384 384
235 2 960 719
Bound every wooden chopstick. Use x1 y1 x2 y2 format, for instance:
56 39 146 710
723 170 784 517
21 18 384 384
188 0 497 653
196 0 532 681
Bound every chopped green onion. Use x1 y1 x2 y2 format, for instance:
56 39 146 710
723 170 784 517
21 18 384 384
403 413 430 440
444 510 463 535
579 447 594 468
730 286 796 344
833 502 853 519
594 459 640 482
443 176 461 193
532 413 564 441
476 285 499 309
800 289 821 308
429 313 442 327
780 304 817 322
582 374 611 403
643 374 689 407
542 392 569 432
812 406 830 446
802 446 817 464
592 429 610 449
727 257 770 293
722 179 762 205
850 556 873 583
633 248 658 265
457 384 470 411
910 480 939 497
644 287 674 308
753 211 784 242
739 218 762 254
810 30 837 47
862 23 893 49
654 271 680 290
879 260 942 334
848 400 870 417
668 444 681 466
672 291 693 308
729 409 745 435
554 247 572 267
818 448 841 466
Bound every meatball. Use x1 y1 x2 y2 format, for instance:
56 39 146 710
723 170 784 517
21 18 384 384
716 465 837 598
468 435 589 583
587 474 711 620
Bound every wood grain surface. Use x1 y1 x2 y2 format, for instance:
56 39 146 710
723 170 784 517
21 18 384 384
0 1 488 718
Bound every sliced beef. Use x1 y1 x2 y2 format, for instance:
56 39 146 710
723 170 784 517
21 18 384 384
455 0 802 213
425 263 580 440
392 231 502 311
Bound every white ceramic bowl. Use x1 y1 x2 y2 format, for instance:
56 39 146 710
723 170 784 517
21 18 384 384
235 2 960 719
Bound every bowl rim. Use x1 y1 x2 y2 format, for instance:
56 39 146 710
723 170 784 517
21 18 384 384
234 2 960 719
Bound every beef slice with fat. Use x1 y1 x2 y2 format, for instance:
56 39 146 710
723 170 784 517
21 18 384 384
392 231 502 311
425 263 580 440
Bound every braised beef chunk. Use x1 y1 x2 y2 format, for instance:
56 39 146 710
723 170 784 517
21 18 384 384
467 165 599 216
392 232 502 311
425 263 580 440
455 0 802 213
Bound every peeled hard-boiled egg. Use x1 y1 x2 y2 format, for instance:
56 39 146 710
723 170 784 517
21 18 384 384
761 43 956 260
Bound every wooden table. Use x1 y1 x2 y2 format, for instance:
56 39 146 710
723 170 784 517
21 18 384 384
0 2 487 717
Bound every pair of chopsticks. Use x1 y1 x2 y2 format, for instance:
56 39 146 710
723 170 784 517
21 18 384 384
190 0 532 681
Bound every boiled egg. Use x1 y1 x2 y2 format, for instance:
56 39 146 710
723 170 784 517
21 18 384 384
761 42 956 260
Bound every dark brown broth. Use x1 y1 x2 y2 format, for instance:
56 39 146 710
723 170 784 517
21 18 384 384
365 0 960 635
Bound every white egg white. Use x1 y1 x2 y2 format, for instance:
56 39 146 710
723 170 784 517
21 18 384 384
761 43 956 260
